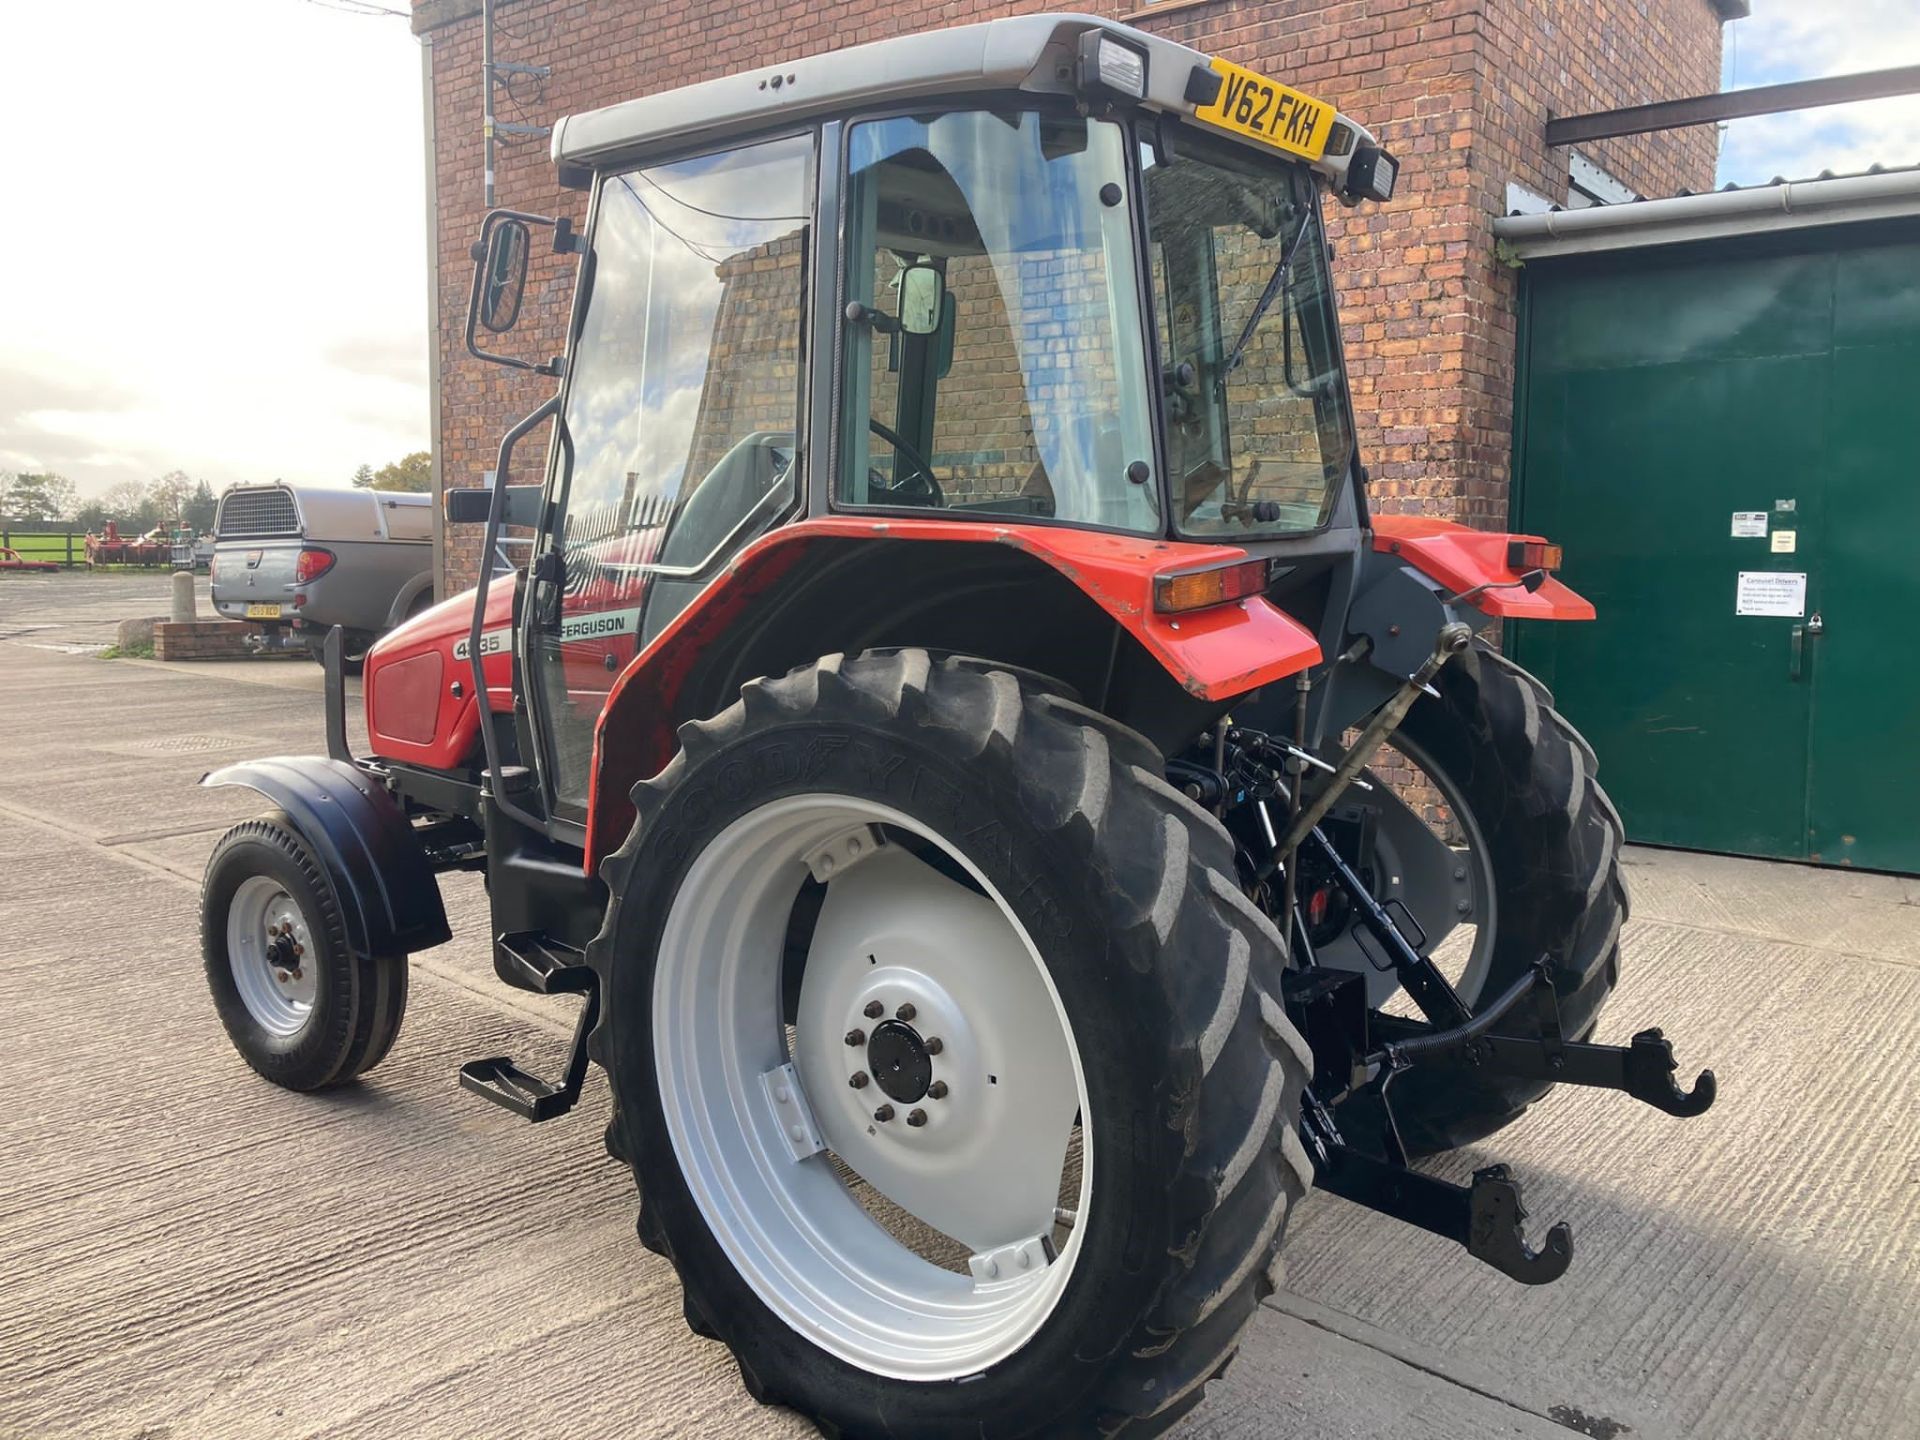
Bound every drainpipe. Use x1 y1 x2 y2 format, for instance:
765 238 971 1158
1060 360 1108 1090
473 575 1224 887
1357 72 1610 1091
482 0 497 209
421 32 446 601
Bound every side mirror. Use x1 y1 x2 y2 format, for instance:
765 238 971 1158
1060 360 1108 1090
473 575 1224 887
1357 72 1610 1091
479 220 530 333
898 263 945 337
446 483 544 527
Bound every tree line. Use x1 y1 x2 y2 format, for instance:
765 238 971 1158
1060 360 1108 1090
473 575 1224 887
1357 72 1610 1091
0 451 434 532
0 470 218 534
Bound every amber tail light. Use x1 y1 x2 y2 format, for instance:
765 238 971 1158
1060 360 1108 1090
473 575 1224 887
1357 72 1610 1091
1153 559 1270 614
1506 540 1562 573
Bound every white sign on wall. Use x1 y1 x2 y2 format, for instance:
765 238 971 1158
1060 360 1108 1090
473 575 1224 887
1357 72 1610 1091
1731 511 1768 538
1735 571 1806 618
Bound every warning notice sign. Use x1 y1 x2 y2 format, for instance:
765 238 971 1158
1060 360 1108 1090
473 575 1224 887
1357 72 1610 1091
1735 571 1806 618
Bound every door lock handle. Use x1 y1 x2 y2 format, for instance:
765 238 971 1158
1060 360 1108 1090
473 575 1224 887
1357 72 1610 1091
1790 612 1823 680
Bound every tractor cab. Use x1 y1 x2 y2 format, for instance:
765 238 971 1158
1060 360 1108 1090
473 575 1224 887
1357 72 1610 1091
449 15 1401 831
195 19 1715 1440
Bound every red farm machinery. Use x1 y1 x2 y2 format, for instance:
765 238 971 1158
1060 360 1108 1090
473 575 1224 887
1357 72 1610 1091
197 18 1713 1437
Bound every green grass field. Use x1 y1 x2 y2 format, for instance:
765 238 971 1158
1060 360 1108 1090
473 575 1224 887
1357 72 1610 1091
0 532 85 564
1 532 186 568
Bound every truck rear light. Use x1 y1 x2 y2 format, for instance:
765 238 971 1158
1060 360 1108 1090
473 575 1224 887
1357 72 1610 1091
1506 540 1562 573
294 547 336 583
1154 558 1270 614
291 593 308 609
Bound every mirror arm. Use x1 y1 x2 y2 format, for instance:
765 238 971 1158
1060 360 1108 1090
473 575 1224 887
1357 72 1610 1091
844 300 899 334
465 207 578 373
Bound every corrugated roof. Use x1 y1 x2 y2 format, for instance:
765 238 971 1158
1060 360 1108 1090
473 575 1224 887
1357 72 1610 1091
1682 160 1920 199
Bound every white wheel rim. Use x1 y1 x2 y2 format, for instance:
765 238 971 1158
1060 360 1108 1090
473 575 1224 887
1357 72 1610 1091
652 794 1092 1381
227 875 317 1036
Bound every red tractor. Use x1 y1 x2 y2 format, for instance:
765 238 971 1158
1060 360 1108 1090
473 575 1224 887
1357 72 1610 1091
199 18 1712 1437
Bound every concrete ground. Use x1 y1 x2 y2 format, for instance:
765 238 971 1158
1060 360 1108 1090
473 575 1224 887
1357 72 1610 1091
2 571 1916 1439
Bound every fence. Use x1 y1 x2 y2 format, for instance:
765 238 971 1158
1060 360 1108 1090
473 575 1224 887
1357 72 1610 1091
0 524 85 568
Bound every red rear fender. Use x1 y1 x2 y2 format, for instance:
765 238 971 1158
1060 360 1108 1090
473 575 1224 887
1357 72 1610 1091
1371 516 1595 621
583 517 1322 871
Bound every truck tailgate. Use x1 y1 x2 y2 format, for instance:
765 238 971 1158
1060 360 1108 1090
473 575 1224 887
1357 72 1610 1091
212 541 302 618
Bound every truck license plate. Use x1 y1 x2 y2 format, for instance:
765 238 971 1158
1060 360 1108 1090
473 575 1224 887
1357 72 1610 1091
1191 58 1335 161
245 603 283 619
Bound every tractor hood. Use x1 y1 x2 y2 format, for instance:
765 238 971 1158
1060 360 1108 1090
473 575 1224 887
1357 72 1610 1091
550 13 1387 202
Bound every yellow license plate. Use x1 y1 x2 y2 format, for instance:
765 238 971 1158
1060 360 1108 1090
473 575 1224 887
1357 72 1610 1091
245 603 283 619
1192 58 1335 161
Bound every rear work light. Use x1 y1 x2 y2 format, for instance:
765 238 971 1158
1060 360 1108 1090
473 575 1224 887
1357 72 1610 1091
1345 144 1399 203
294 547 337 584
1154 558 1270 614
1506 540 1563 573
1078 30 1148 101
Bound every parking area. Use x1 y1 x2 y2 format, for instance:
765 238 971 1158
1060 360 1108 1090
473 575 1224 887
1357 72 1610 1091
2 586 1917 1439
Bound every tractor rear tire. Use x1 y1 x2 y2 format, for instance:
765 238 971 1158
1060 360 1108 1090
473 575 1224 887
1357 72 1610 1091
1375 640 1625 1156
201 811 408 1090
588 650 1314 1439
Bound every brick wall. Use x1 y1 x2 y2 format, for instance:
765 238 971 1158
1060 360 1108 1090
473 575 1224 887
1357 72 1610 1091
415 0 1728 588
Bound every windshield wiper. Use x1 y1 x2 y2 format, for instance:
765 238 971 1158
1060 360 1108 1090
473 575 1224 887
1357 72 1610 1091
1218 205 1316 387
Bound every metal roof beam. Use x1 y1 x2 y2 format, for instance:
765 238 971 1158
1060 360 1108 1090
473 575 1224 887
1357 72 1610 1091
1546 65 1920 147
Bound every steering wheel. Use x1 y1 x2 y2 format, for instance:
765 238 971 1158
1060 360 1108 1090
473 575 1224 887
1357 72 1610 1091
866 417 945 506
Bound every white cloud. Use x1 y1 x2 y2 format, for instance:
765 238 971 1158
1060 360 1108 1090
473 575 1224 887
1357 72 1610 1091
0 0 429 499
1718 0 1920 186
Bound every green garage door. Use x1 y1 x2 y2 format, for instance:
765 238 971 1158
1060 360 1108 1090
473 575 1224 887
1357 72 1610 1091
1509 221 1920 874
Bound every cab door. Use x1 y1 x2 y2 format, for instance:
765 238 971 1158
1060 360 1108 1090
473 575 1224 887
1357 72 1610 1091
523 130 817 812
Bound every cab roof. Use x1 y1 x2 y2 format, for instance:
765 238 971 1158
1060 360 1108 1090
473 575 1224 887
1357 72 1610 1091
550 12 1380 195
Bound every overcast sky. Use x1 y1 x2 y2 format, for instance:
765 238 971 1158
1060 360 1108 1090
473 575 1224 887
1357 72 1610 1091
0 1 1916 502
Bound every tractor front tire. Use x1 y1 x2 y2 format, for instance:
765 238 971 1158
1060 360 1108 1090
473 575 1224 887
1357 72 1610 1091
1381 640 1626 1156
588 650 1314 1439
201 811 408 1090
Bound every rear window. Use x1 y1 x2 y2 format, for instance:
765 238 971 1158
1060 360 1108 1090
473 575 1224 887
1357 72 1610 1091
216 488 301 537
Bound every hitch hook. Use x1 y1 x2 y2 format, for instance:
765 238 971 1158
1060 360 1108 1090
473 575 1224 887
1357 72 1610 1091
1623 1028 1717 1118
1467 1164 1573 1285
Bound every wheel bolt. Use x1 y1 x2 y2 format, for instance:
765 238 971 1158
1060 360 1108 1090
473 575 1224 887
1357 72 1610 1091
291 944 304 958
873 1104 894 1123
924 1036 944 1055
927 1080 949 1100
844 1028 866 1047
863 1000 884 1019
274 970 291 985
895 1002 916 1022
849 1071 869 1089
907 1109 928 1127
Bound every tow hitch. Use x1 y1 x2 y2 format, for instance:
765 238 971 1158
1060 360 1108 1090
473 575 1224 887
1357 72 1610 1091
1289 952 1715 1284
1246 622 1718 1284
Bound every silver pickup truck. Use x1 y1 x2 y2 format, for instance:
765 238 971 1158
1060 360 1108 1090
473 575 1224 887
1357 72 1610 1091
210 483 434 671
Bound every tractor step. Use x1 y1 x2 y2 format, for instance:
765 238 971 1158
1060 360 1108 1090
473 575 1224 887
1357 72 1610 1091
492 930 595 995
459 1056 582 1122
460 930 601 1124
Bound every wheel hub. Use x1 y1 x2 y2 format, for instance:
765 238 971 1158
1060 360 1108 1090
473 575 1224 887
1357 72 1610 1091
227 876 317 1036
865 1020 933 1104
